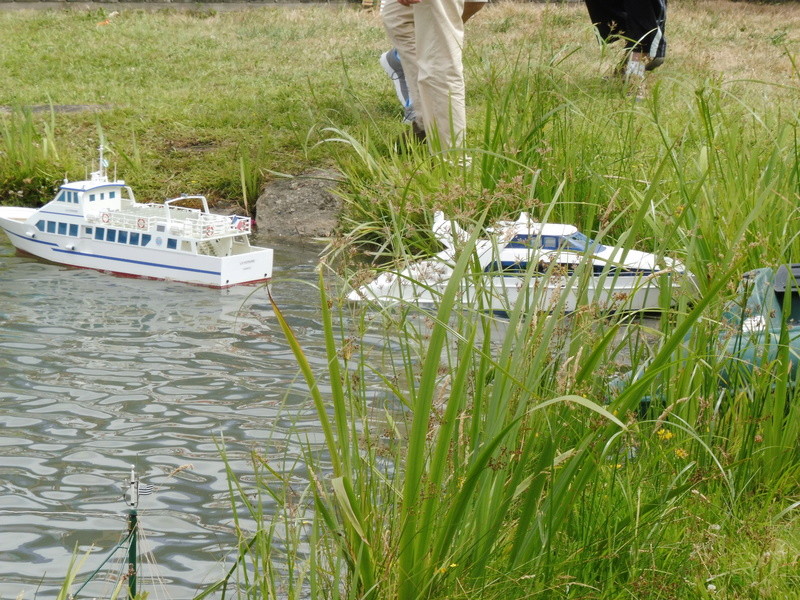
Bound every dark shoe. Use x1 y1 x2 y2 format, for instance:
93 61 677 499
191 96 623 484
393 122 426 153
411 121 426 143
645 56 664 71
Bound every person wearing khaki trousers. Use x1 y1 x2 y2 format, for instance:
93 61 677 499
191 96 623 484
381 0 466 151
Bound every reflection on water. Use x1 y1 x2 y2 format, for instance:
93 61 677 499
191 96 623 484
0 235 330 598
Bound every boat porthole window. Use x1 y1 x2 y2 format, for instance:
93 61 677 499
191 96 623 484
155 238 162 246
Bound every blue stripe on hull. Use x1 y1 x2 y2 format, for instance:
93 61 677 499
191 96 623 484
51 248 221 276
2 227 222 277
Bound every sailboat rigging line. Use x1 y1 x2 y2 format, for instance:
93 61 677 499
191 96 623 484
135 523 175 600
71 527 135 598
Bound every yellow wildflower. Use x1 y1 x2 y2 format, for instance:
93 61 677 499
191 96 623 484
438 563 457 574
656 428 674 441
674 448 689 459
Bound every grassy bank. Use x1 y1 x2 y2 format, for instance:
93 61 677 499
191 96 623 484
3 1 800 599
0 1 798 218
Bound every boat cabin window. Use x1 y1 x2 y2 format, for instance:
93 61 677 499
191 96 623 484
167 238 177 250
156 224 166 233
541 236 560 250
89 194 96 202
36 220 80 236
57 191 80 203
507 235 539 249
562 232 606 253
85 227 93 236
141 234 152 246
106 229 117 242
118 231 128 244
110 191 116 199
130 232 140 245
95 227 105 240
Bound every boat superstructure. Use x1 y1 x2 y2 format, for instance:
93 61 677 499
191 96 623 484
0 147 272 287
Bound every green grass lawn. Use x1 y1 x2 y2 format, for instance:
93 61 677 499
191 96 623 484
3 2 800 598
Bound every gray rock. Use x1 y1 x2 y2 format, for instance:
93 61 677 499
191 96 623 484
255 168 343 238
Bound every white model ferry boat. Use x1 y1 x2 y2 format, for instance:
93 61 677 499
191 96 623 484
348 212 693 313
0 148 273 287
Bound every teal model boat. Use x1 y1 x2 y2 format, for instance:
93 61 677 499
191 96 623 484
614 264 800 411
719 264 800 386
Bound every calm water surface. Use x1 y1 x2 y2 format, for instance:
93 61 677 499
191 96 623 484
0 235 336 598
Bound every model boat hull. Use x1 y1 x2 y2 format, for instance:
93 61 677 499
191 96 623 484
0 210 271 288
349 212 691 313
349 265 679 313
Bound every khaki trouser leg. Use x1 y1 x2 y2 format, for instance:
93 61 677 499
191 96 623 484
381 0 422 127
414 0 465 150
382 0 466 150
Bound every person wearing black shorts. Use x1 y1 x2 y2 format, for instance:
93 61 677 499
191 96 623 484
585 0 667 83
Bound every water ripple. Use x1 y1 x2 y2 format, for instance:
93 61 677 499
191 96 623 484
0 237 337 598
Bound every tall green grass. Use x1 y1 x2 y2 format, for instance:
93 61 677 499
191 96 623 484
0 108 62 205
212 36 800 600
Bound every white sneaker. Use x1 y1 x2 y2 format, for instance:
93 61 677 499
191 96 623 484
380 49 415 123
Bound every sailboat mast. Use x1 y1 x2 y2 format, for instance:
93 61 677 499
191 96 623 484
127 509 138 598
125 465 139 598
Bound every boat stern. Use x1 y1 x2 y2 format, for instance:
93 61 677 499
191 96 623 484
217 246 274 287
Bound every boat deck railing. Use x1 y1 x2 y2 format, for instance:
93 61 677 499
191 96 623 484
91 203 252 238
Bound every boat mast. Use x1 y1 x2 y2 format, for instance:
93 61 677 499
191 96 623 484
91 145 109 182
124 465 140 598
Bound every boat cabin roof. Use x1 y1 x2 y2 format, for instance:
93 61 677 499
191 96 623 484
497 218 579 238
538 223 579 236
60 178 126 193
